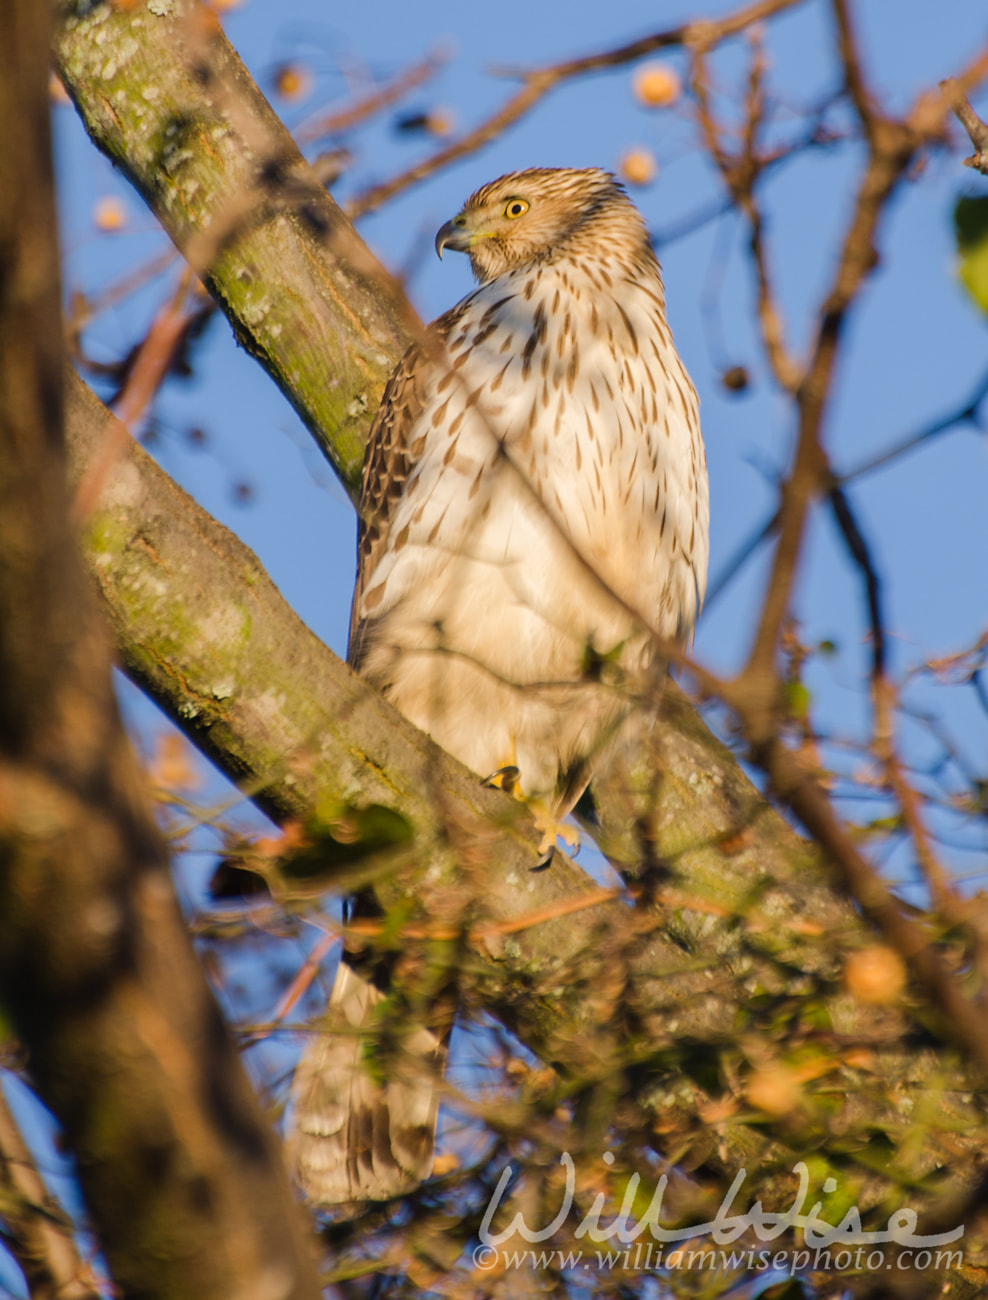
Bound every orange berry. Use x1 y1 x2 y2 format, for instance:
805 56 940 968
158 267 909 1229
845 946 906 1005
431 1151 460 1176
426 108 456 138
747 1064 801 1116
633 63 682 108
148 732 201 793
93 197 126 232
274 63 311 101
619 147 658 186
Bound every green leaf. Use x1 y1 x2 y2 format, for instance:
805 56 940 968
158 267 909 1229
784 680 811 722
954 194 988 316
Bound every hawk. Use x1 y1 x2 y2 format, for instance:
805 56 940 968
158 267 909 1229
292 167 709 1205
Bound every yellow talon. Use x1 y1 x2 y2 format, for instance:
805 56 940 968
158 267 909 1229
482 764 520 795
530 801 580 859
481 737 579 862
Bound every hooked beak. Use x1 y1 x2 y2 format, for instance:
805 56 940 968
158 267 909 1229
435 216 472 260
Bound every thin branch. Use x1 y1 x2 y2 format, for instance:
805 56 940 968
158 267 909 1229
704 505 778 609
942 76 988 175
872 680 981 970
651 194 734 249
975 669 988 721
689 38 802 392
0 1083 101 1300
66 243 178 346
838 363 988 483
750 731 988 1078
827 484 885 681
346 0 805 218
72 269 201 523
823 486 975 960
295 48 449 144
831 0 877 134
703 352 976 611
739 47 921 704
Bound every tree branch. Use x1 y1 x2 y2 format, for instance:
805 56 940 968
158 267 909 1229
52 0 416 499
738 28 921 710
0 1083 100 1300
347 0 806 217
942 77 988 175
0 6 323 1295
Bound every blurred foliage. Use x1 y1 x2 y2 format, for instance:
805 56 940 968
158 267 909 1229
954 193 988 315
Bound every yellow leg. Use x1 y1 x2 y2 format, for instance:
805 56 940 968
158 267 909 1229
482 735 520 793
529 801 581 858
481 737 580 860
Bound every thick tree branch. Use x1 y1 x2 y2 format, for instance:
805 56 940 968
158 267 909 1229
53 0 416 498
0 6 322 1296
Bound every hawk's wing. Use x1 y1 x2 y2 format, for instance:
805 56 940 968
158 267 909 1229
348 302 470 670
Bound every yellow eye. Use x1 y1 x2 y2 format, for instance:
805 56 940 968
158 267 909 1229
504 198 529 219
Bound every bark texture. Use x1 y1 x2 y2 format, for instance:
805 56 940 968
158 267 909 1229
0 5 322 1297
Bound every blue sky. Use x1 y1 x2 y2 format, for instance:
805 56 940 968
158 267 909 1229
1 2 983 1294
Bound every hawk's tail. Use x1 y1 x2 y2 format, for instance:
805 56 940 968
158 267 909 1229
290 960 446 1208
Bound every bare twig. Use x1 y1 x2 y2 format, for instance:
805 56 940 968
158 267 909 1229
689 36 802 392
704 506 779 608
827 485 885 681
750 731 988 1077
832 0 877 133
346 0 805 218
739 5 919 707
712 360 988 612
942 76 988 175
0 1083 101 1299
67 243 179 346
826 481 976 948
839 363 988 483
742 36 988 695
72 270 202 523
873 707 947 918
295 48 449 144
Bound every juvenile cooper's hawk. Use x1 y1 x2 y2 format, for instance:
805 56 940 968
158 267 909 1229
293 168 709 1205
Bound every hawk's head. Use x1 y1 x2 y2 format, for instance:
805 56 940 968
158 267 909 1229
435 167 648 284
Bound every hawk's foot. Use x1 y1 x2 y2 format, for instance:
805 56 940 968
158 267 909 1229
482 764 521 795
530 800 580 860
482 766 579 865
